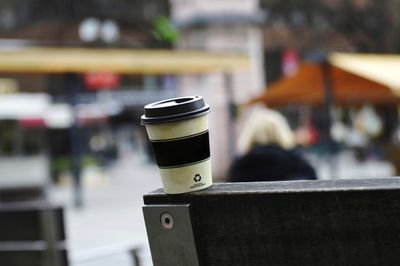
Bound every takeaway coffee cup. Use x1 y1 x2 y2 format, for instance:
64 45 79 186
141 96 212 194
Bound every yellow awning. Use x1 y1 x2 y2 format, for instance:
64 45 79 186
329 53 400 95
0 47 250 74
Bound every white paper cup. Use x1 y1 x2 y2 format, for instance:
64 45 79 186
141 96 212 194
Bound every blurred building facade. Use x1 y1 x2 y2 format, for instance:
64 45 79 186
0 0 170 46
260 0 400 52
170 0 266 178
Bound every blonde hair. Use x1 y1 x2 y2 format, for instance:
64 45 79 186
237 106 295 154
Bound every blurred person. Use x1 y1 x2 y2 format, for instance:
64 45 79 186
227 105 317 182
344 106 382 162
295 107 320 147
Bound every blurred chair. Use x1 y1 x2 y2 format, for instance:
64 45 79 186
0 202 67 266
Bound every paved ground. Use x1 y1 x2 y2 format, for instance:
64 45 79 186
49 150 395 266
50 154 162 266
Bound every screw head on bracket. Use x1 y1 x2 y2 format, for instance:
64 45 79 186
160 212 174 230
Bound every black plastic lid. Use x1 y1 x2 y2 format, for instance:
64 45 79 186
141 95 210 124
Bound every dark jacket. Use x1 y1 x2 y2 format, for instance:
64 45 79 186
228 145 317 182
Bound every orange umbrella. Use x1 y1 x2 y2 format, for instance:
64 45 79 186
249 58 400 108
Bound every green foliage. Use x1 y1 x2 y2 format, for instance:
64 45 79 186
51 155 98 173
153 16 179 44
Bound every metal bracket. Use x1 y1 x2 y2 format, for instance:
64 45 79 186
143 204 199 266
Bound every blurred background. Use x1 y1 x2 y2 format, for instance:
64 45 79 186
0 0 399 265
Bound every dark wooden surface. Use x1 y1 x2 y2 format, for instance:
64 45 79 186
144 178 400 266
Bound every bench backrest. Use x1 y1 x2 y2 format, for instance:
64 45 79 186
143 178 400 266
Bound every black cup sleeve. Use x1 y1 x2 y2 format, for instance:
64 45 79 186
150 131 210 169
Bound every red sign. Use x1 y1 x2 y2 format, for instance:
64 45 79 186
84 72 120 90
19 118 45 128
282 49 299 76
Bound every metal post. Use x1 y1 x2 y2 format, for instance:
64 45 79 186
320 60 337 179
40 207 63 266
224 73 236 159
66 73 83 208
0 123 3 156
14 122 24 156
129 248 141 266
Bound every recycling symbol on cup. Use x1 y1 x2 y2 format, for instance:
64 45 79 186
194 174 202 182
